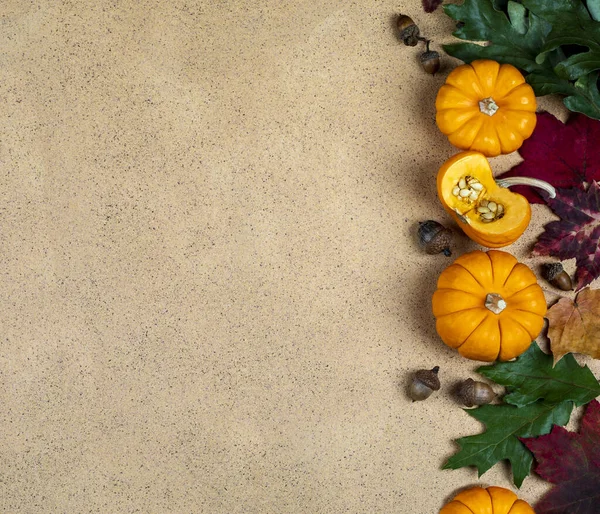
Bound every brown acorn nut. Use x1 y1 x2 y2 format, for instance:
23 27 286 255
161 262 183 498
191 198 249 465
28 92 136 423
418 220 453 256
456 378 495 407
420 40 441 75
409 366 441 401
397 15 421 46
542 262 573 291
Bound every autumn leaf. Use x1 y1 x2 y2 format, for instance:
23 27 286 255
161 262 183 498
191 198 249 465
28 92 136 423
533 182 600 290
546 287 600 364
443 401 573 488
520 400 600 514
479 343 600 407
422 0 443 13
444 343 600 486
496 112 600 204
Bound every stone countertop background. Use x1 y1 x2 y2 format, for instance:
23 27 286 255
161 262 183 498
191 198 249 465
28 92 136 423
1 1 597 512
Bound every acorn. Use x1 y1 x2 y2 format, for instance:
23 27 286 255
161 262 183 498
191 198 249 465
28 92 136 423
542 262 573 291
418 220 453 256
456 378 496 407
420 40 441 75
408 366 441 402
397 15 421 46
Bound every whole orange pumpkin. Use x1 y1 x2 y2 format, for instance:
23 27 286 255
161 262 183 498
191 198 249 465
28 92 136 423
432 250 546 362
440 486 535 514
436 59 537 157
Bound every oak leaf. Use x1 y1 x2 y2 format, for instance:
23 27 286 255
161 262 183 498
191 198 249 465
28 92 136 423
479 343 600 407
443 400 573 488
520 400 600 514
546 287 600 364
533 182 600 290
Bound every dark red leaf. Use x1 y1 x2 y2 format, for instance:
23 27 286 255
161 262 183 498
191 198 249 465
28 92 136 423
521 400 600 514
496 112 600 204
422 0 443 13
533 181 600 290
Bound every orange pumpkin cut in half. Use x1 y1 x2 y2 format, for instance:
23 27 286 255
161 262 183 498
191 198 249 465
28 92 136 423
432 250 546 362
437 151 531 248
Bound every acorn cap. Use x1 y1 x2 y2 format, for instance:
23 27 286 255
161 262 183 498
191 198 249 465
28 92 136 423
420 50 441 75
397 15 421 46
414 366 441 391
543 262 565 281
456 378 476 407
542 262 573 291
427 227 452 255
456 378 496 408
418 221 453 256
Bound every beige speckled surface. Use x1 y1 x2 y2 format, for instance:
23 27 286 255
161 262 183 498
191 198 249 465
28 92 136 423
1 1 598 512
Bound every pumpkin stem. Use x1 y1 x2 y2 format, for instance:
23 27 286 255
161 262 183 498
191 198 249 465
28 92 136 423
495 177 556 199
479 97 499 116
485 293 506 314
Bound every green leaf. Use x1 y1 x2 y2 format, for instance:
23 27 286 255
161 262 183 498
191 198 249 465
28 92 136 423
555 51 600 80
589 0 600 21
525 68 578 95
443 0 551 72
508 1 528 34
521 0 591 19
444 401 574 487
478 343 600 408
534 9 600 80
564 71 600 118
443 0 600 120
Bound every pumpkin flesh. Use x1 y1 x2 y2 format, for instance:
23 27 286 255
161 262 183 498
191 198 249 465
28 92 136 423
437 151 531 248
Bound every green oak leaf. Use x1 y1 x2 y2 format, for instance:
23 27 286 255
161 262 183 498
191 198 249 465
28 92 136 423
589 0 600 21
529 0 600 80
443 0 552 73
443 0 600 120
478 342 600 408
444 400 573 487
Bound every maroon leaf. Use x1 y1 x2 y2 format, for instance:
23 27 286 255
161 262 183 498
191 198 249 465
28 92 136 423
496 112 600 204
520 400 600 514
422 0 443 13
533 181 600 290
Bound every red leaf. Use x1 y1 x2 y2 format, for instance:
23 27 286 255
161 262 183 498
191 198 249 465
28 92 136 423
521 400 600 514
422 0 443 13
496 112 600 204
533 181 600 290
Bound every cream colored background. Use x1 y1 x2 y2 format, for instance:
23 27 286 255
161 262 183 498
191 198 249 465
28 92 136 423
1 1 598 512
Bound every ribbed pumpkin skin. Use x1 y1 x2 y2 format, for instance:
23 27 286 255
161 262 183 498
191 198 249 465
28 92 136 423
432 250 546 362
436 60 537 157
440 486 535 514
